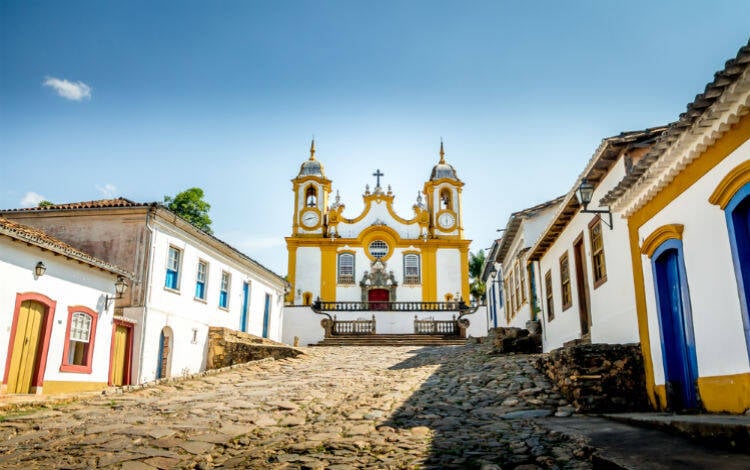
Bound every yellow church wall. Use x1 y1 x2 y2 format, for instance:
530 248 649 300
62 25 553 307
41 380 108 395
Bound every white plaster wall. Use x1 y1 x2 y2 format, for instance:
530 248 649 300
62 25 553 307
334 246 424 302
295 247 321 299
436 248 461 300
137 225 285 382
281 306 325 346
637 140 750 383
466 306 489 337
0 240 117 386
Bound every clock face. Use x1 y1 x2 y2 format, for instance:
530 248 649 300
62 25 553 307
438 212 456 229
301 210 320 228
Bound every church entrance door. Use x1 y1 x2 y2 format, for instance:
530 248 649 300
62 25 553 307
368 289 390 310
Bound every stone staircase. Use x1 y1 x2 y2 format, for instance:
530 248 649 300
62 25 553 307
313 334 466 347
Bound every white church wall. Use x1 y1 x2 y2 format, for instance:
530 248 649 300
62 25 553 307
637 140 750 384
295 247 322 299
436 248 461 300
281 306 325 346
335 201 421 240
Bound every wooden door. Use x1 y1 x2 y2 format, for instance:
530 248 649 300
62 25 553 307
111 325 129 386
573 238 591 336
368 288 389 311
6 301 46 393
157 329 171 379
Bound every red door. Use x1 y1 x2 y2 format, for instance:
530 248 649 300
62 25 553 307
368 289 390 310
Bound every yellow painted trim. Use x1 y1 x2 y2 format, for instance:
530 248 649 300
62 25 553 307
285 245 297 303
286 236 471 249
336 192 421 226
460 245 470 301
640 224 685 258
421 245 437 302
41 381 107 395
708 160 750 209
320 246 337 301
697 373 750 413
357 225 400 262
627 112 750 410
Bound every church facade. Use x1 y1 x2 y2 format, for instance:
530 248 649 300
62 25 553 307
285 141 471 307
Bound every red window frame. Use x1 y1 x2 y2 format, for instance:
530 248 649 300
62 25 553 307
60 306 98 374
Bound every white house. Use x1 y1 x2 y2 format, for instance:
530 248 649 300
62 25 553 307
2 199 288 385
481 239 504 330
491 197 563 329
1 217 131 395
601 40 750 413
527 126 667 352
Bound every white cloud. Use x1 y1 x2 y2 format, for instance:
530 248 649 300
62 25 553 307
43 76 92 101
20 191 46 207
96 183 117 198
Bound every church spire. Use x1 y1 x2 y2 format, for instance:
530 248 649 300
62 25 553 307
439 139 445 164
309 138 316 161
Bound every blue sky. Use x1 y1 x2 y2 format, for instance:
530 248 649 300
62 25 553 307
1 1 749 274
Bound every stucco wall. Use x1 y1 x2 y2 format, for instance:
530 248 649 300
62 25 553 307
0 239 118 391
540 158 639 352
637 139 750 384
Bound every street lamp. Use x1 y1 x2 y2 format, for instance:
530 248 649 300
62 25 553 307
104 275 128 309
576 178 613 229
34 261 47 278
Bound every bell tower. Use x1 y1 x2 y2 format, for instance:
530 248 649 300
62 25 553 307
424 141 464 238
292 140 331 236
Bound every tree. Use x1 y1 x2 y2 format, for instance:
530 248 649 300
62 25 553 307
469 250 487 303
38 200 54 207
163 188 213 234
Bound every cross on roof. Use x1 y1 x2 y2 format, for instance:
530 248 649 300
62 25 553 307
372 169 384 188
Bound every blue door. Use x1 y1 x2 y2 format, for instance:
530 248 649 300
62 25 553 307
727 190 750 361
653 243 699 410
262 293 271 338
240 282 250 332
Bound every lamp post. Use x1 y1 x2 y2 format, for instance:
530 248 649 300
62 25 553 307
104 275 128 310
34 261 47 278
576 178 613 229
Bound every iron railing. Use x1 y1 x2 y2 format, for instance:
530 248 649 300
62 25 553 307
314 300 468 312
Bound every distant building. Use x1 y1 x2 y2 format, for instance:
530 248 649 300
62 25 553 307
481 239 504 329
601 40 750 413
528 126 666 352
283 141 486 345
1 217 130 394
2 199 287 385
490 197 563 329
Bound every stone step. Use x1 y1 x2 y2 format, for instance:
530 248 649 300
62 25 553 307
312 334 466 346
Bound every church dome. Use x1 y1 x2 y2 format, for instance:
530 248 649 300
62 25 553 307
298 140 325 178
430 142 458 181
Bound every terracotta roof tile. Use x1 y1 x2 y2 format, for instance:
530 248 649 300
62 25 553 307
0 217 131 277
3 198 153 212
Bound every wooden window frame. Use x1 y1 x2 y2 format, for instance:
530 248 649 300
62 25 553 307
588 218 608 288
195 260 208 301
545 270 554 321
219 271 231 309
60 306 98 374
403 253 421 285
560 252 572 311
165 246 182 292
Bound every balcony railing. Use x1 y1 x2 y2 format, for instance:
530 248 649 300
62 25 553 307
414 316 459 335
314 300 468 312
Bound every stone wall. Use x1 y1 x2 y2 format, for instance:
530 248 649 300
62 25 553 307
207 327 304 370
489 324 542 354
535 343 649 412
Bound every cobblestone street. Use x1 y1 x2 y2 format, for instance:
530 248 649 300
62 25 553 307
0 344 591 469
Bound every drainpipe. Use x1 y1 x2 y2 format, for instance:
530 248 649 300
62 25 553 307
136 206 157 383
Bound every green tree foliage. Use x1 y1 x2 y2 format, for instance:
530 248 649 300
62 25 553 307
469 250 487 303
163 188 213 234
38 200 54 207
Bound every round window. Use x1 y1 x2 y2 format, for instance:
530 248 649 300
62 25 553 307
368 240 388 258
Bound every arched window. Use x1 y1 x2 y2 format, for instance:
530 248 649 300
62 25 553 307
440 189 452 210
338 253 355 284
305 186 317 207
723 183 750 360
403 254 421 284
60 307 98 374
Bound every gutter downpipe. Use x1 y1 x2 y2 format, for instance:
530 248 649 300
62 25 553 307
137 206 157 384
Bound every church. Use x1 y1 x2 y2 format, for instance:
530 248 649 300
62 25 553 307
283 141 485 345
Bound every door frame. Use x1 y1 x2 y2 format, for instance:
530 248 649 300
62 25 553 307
573 233 592 338
651 238 700 410
108 319 134 386
240 281 250 333
3 292 56 393
156 326 173 379
723 183 750 363
262 293 271 338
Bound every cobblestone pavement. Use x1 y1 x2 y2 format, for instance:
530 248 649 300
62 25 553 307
0 343 592 469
